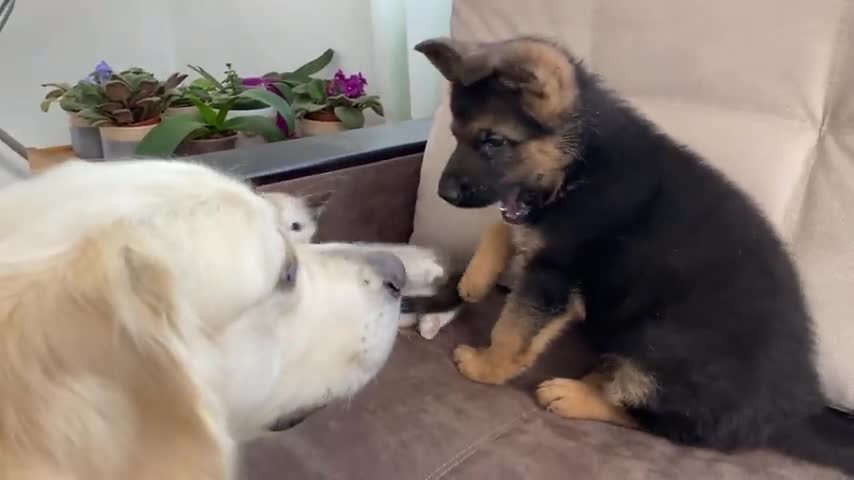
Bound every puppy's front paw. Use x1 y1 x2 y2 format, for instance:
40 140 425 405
452 344 516 385
457 270 492 303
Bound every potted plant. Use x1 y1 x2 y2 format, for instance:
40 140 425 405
289 69 384 136
186 63 296 142
245 48 334 136
76 68 188 158
163 86 200 119
135 95 286 157
39 61 114 159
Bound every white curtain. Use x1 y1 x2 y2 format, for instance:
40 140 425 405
369 0 452 122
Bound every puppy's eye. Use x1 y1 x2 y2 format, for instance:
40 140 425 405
290 222 302 232
479 133 508 157
482 136 507 149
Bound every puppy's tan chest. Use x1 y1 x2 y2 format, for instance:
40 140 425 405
507 226 545 281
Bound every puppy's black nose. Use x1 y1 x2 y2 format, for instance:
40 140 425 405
438 176 472 204
366 253 407 297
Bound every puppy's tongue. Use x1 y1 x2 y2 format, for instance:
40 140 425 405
498 187 529 224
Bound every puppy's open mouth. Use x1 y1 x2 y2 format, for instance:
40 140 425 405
498 187 535 224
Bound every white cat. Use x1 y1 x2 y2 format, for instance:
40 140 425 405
261 191 462 340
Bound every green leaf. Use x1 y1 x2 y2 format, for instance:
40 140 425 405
135 115 210 157
292 48 334 77
78 108 112 126
306 79 327 102
271 82 295 103
334 106 364 129
279 72 313 84
214 97 239 127
237 89 295 133
41 82 71 91
189 95 219 126
292 100 327 115
223 115 286 143
370 103 384 117
187 65 224 90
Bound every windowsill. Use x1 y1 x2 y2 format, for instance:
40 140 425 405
192 118 432 185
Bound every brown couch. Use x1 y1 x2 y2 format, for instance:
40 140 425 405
240 1 853 478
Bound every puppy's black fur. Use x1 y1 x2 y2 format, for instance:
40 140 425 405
420 36 854 474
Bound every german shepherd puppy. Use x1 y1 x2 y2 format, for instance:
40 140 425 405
415 36 854 474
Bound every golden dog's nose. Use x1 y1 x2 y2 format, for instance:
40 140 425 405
366 253 406 298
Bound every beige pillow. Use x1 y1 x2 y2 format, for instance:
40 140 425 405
410 0 854 411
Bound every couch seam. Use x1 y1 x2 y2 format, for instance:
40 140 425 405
787 4 850 244
423 407 539 480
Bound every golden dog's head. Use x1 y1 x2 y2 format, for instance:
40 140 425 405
0 160 404 479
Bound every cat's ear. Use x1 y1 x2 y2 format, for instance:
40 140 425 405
304 191 333 220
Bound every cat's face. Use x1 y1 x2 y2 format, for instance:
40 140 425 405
262 191 332 244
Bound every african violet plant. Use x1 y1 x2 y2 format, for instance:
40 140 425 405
73 66 189 127
40 61 114 113
285 68 384 129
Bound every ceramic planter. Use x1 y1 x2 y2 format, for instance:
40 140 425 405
222 105 275 147
99 117 161 159
224 105 275 120
298 111 345 137
163 105 200 120
175 134 238 157
68 112 103 159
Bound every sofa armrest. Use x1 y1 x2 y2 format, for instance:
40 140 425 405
195 119 431 243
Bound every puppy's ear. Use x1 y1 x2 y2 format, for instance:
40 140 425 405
414 37 494 86
494 64 545 97
304 191 333 220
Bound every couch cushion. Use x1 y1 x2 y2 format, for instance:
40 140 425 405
410 0 854 411
243 295 847 479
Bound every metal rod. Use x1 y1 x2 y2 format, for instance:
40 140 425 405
0 0 15 33
0 128 27 160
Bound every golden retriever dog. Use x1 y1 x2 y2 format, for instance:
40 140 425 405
0 159 408 479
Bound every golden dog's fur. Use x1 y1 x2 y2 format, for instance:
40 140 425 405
0 160 405 479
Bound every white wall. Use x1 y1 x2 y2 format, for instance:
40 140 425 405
1 0 177 148
0 0 449 150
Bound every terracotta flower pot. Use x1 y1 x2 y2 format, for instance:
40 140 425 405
299 111 345 137
100 117 161 159
175 133 238 157
68 112 103 159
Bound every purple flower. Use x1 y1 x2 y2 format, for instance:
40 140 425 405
327 69 367 98
240 76 276 88
242 76 294 137
87 60 114 85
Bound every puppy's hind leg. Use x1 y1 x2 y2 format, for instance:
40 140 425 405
536 356 653 429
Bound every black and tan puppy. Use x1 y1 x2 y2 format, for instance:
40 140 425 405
415 36 854 474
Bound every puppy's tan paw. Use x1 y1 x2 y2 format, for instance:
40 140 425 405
457 271 493 303
452 344 517 385
536 378 637 427
536 378 585 414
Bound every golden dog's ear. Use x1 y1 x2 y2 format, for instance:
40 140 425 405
118 246 179 338
414 37 494 86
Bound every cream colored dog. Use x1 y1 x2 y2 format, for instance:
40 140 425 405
0 159 407 479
